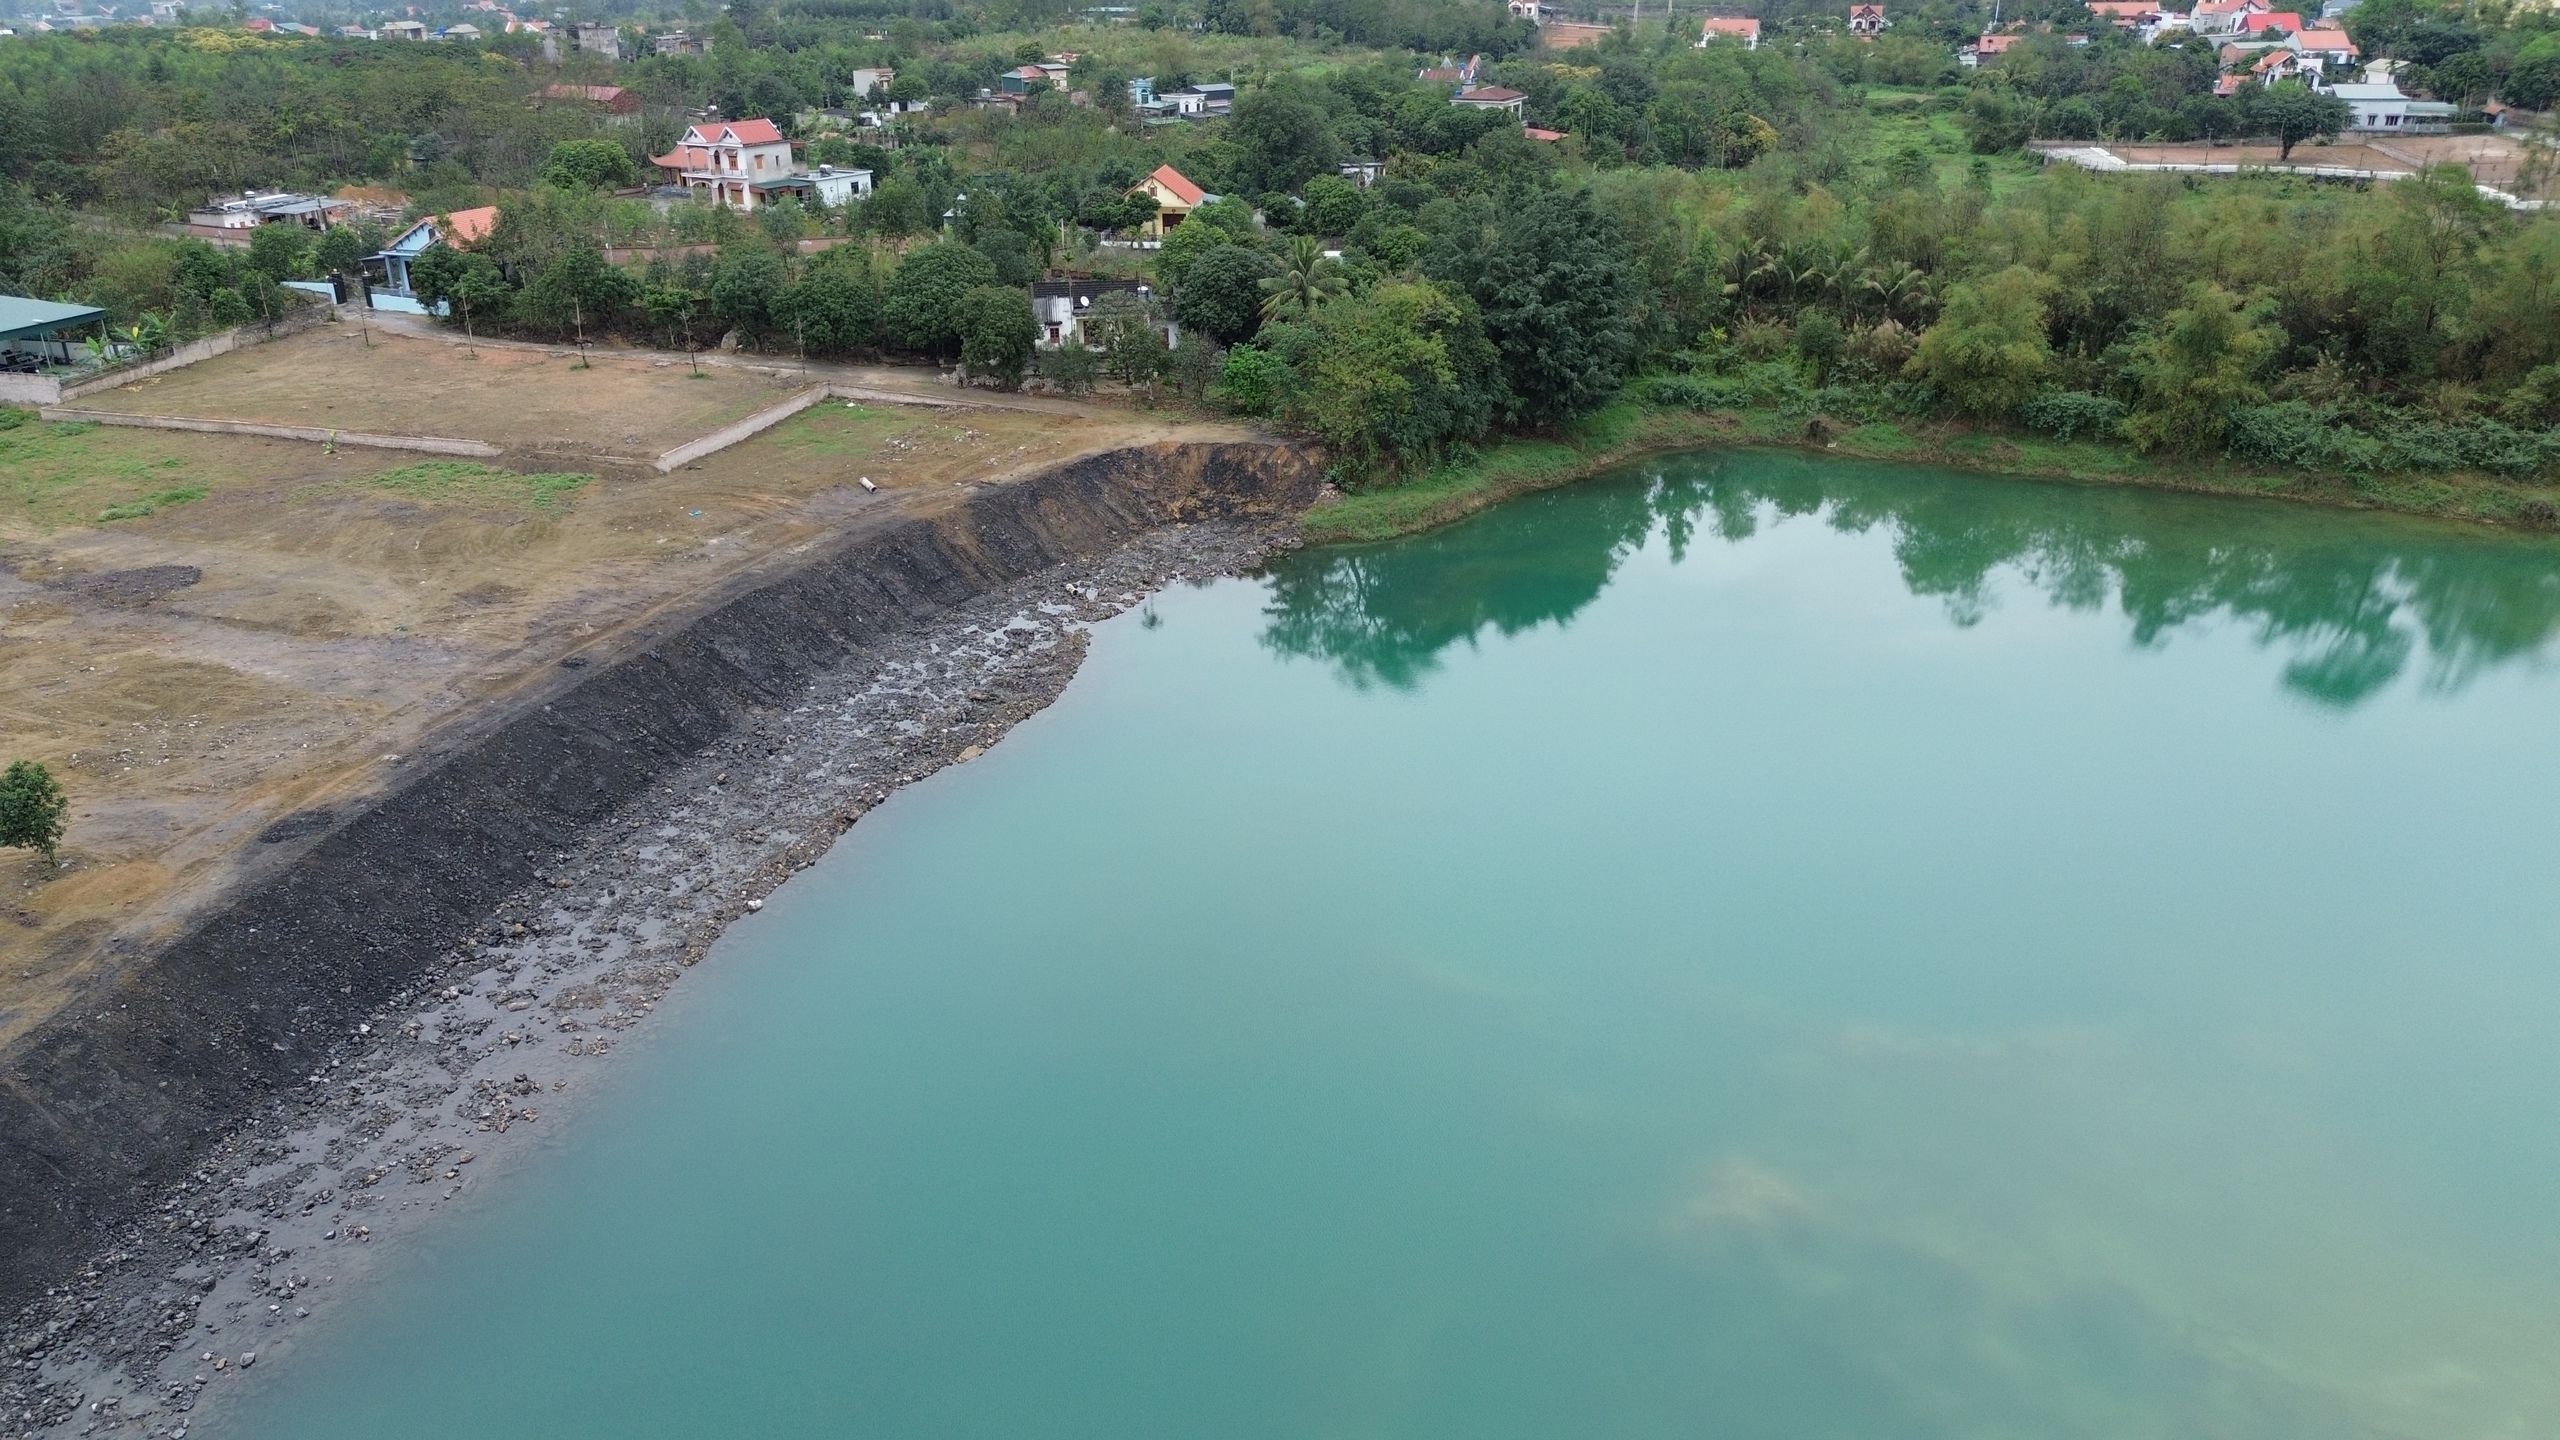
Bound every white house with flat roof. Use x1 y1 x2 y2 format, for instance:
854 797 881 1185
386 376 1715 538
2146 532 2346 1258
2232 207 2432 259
2331 79 2456 132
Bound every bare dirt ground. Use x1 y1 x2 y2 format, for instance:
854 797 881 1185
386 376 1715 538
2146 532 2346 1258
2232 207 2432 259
0 332 1251 1055
2105 140 2420 171
2092 135 2558 200
75 326 803 463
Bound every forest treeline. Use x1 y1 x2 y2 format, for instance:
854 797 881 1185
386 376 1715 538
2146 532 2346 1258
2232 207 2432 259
5 0 2559 486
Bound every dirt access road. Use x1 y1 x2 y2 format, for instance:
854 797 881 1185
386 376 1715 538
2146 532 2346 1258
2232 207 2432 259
0 318 1254 1052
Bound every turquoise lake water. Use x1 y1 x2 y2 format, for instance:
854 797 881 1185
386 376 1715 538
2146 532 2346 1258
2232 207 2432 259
220 452 2560 1438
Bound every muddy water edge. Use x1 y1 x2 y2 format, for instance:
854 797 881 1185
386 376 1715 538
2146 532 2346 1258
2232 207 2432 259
0 441 1321 1439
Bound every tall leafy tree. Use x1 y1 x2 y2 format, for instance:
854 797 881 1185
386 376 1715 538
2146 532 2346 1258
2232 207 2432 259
883 242 1000 357
2122 283 2280 454
709 247 791 347
1425 188 1637 429
958 285 1038 389
1228 90 1340 196
1906 266 2056 418
540 139 640 192
2246 82 2351 162
778 248 883 356
1178 245 1281 346
524 244 641 339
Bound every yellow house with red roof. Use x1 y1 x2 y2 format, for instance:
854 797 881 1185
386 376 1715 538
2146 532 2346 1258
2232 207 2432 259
1126 165 1210 240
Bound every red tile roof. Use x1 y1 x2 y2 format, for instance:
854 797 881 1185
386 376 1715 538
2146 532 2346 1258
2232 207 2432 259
2239 11 2302 31
1523 125 1566 141
1699 16 1759 37
439 205 500 247
1139 164 1207 206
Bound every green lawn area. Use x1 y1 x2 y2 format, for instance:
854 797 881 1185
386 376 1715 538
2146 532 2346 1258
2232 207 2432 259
0 409 226 530
352 462 592 512
754 402 934 463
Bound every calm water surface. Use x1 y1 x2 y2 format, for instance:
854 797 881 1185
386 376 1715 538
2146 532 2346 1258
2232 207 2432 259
221 452 2560 1439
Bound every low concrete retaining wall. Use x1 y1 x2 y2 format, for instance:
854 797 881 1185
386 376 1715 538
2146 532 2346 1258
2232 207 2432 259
38 407 503 458
0 375 62 406
653 385 831 472
58 310 330 402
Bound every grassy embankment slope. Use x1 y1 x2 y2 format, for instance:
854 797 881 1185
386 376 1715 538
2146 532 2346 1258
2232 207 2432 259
1301 401 2560 545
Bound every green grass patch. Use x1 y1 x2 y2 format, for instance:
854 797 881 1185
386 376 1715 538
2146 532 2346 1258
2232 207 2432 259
757 402 925 463
98 486 207 522
359 461 591 511
0 415 235 531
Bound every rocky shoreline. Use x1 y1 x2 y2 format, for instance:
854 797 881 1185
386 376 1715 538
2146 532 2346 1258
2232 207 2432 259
0 435 1322 1440
2 516 1298 1440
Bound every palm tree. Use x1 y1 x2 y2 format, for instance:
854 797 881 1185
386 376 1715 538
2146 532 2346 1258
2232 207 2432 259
1863 263 1933 327
1259 235 1349 321
1719 235 1782 317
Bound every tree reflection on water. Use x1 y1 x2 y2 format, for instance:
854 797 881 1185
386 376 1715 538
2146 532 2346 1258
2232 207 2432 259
1261 450 2560 708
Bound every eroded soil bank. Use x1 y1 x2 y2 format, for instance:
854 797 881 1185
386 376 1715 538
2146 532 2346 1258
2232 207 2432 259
0 440 1320 1438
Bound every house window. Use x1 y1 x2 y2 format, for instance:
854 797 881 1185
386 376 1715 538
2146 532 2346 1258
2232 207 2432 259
2385 114 2400 125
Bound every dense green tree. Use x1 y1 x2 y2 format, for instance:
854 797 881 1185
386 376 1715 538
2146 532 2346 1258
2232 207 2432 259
974 227 1036 287
541 139 640 192
2246 82 2351 162
958 284 1038 388
1178 244 1280 346
1906 266 2056 418
312 224 370 283
1229 90 1340 196
1155 217 1236 298
246 223 311 283
1299 174 1365 237
0 760 67 866
1215 343 1293 415
884 242 1000 356
864 179 932 239
778 248 883 356
710 247 791 346
1425 187 1637 428
1275 280 1498 475
2121 283 2281 454
524 244 642 340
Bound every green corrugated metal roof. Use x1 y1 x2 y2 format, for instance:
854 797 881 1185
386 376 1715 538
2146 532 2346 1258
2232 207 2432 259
0 295 108 343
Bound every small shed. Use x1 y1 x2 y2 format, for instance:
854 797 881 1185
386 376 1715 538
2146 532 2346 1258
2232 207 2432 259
0 294 109 371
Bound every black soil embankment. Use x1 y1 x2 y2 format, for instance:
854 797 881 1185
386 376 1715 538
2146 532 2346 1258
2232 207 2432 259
0 440 1320 1309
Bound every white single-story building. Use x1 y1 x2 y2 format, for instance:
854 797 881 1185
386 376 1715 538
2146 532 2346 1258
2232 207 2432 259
2331 80 2457 132
809 165 874 207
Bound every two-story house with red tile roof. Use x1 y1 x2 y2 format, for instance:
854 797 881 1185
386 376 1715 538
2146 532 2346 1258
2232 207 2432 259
649 119 798 211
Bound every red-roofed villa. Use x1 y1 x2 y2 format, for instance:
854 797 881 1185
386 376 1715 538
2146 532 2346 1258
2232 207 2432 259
1695 16 1761 47
650 119 797 210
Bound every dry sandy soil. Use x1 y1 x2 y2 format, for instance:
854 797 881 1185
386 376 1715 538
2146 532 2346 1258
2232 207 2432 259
0 324 1250 1053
